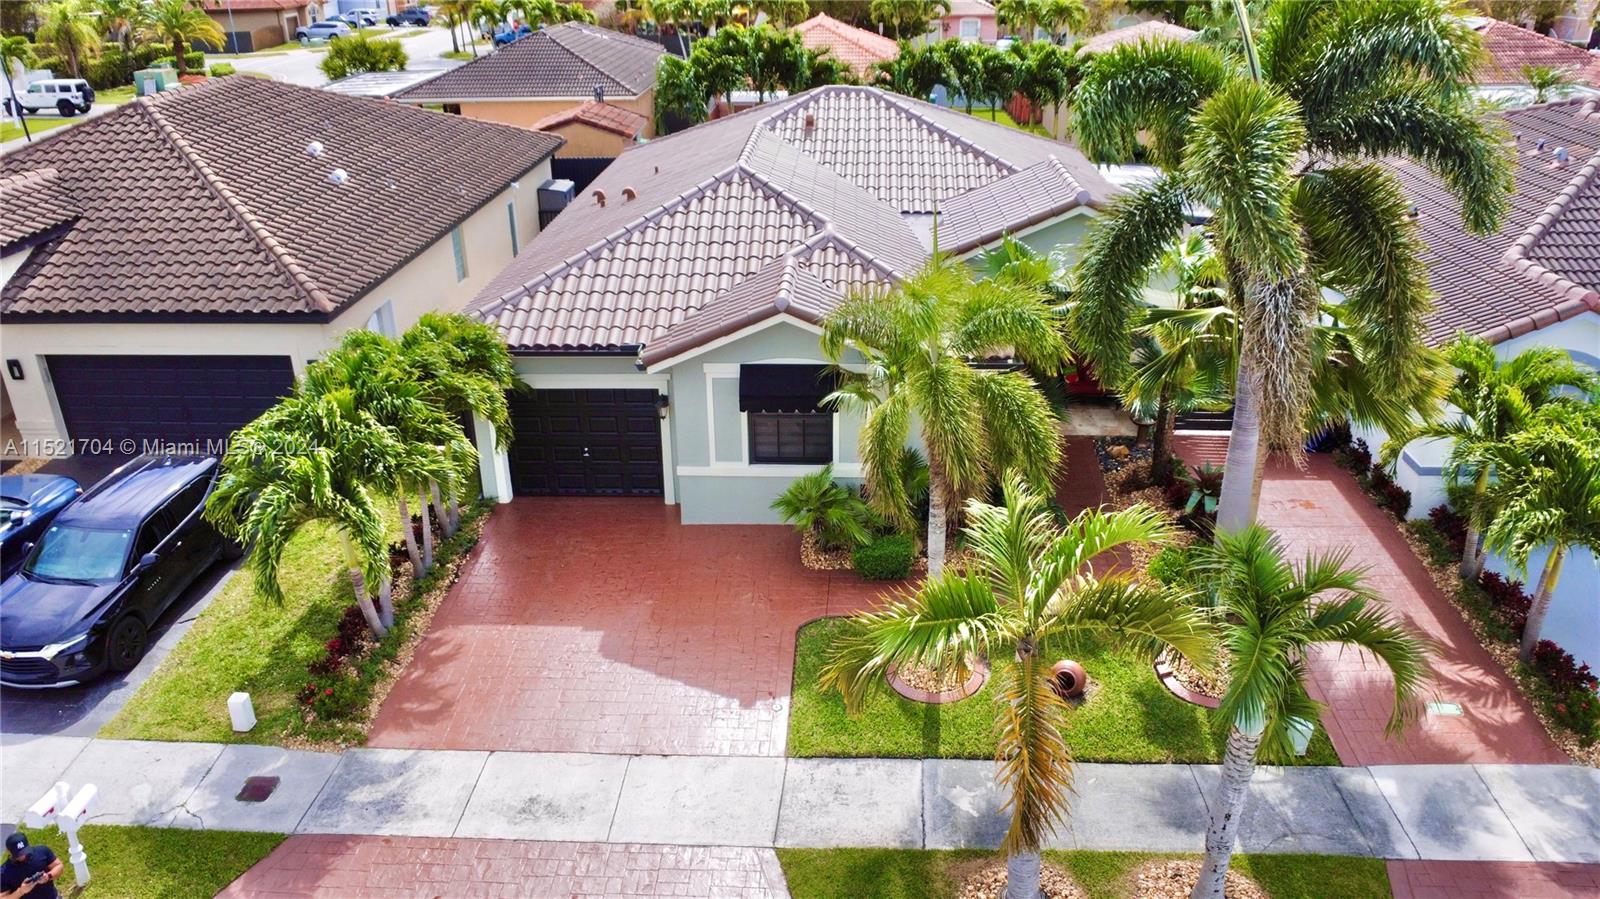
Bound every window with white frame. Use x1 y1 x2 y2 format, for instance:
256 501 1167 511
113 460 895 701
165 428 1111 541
959 17 981 41
739 364 837 465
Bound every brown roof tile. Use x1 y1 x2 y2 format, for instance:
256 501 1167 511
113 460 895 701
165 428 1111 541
473 85 1114 356
792 13 899 77
0 76 561 318
1472 19 1600 87
532 99 648 137
396 23 663 103
0 168 80 250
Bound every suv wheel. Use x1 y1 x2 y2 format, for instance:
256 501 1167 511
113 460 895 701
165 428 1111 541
77 102 91 113
106 616 149 673
55 99 76 117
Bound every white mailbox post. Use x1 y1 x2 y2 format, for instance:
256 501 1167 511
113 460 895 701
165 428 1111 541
22 781 97 884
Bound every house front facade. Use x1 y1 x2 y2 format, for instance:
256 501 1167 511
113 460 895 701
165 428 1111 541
465 85 1112 524
1 77 561 456
202 0 311 53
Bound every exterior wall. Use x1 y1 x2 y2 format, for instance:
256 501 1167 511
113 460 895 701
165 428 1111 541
455 93 657 138
2 163 550 451
935 13 998 42
545 122 634 157
1486 544 1600 672
205 8 300 52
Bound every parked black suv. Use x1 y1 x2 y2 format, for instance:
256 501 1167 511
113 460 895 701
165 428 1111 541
387 7 431 26
0 456 234 687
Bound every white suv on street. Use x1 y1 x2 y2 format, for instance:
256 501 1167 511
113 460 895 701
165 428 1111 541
7 78 96 117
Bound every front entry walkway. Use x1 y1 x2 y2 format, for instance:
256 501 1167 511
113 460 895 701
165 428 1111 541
1175 436 1566 766
367 499 881 756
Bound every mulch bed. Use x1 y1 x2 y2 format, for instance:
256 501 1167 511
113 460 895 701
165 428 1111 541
1128 860 1267 899
956 860 1088 899
1099 459 1196 574
1095 436 1150 473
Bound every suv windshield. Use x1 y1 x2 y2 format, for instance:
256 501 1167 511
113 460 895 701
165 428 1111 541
24 524 133 583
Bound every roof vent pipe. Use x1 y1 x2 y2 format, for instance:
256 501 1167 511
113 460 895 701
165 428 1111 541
593 189 607 207
1536 138 1547 151
804 111 816 130
306 140 325 157
622 186 637 202
1553 147 1570 164
328 168 349 185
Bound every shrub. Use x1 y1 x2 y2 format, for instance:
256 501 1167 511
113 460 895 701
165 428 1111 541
1376 478 1412 520
852 533 915 580
1478 571 1531 633
1529 640 1600 746
209 62 235 76
86 48 138 88
1454 580 1519 644
298 673 364 719
1146 545 1192 586
1404 519 1457 569
1427 505 1468 555
1334 438 1373 474
151 51 206 72
320 33 407 81
772 466 871 550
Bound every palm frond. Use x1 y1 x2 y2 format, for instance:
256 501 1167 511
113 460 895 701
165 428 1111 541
996 653 1075 855
1070 37 1232 165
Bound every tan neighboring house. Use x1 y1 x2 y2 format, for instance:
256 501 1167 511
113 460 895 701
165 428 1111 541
395 22 664 136
530 99 648 156
792 12 898 79
203 0 311 53
0 76 561 454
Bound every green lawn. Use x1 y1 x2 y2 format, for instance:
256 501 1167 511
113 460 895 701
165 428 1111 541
965 106 1051 136
441 49 475 60
2 86 136 143
100 520 361 745
778 849 1391 899
789 618 1339 764
16 825 284 899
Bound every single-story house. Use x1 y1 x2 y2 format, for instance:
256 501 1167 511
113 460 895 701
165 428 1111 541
936 0 999 43
1468 17 1600 105
202 0 311 53
530 99 648 157
792 12 899 79
1 76 562 454
394 22 664 137
1353 98 1600 668
465 84 1115 523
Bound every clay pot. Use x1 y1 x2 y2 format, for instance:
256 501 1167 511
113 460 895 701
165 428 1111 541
1050 659 1088 699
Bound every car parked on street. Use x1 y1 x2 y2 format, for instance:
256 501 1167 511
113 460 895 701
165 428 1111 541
493 24 533 44
296 20 354 44
7 79 95 117
387 6 431 26
0 456 235 688
0 475 81 581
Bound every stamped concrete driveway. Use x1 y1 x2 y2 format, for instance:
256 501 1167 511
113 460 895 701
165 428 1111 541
367 499 881 756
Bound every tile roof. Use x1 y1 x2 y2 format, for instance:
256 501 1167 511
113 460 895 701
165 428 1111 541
792 12 899 77
1077 20 1196 55
946 0 996 16
202 0 305 10
1386 98 1600 345
0 168 80 250
471 85 1114 358
396 22 663 102
1472 19 1600 87
0 76 561 318
532 99 648 137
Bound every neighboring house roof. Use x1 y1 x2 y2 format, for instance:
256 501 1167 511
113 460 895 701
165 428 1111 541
792 12 899 77
203 0 306 11
1077 20 1197 55
946 0 997 17
1471 18 1600 87
470 85 1114 361
1386 98 1600 345
0 76 562 319
0 168 80 252
396 22 663 103
532 99 648 138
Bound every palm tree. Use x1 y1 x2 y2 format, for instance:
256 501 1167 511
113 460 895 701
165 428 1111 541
1069 0 1511 533
141 0 224 74
996 0 1044 42
34 0 102 78
1 34 36 75
1188 524 1429 899
869 0 950 40
645 0 695 54
822 478 1211 899
1481 400 1600 662
1521 63 1575 103
1039 0 1087 42
94 0 146 50
1383 336 1597 580
475 0 509 37
938 37 989 113
822 261 1068 576
438 0 480 56
872 40 952 98
755 0 808 28
1009 37 1081 133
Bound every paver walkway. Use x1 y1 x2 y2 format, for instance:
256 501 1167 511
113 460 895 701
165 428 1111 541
1387 860 1600 898
367 498 881 756
1173 436 1567 766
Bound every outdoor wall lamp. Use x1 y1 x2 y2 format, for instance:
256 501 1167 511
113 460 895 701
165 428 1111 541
6 359 22 380
655 395 670 418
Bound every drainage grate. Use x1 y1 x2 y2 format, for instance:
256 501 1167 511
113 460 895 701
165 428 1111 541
236 776 280 802
1426 701 1464 717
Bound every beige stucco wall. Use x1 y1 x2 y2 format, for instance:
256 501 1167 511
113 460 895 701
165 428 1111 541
205 7 302 52
456 92 656 138
0 158 551 450
545 121 635 157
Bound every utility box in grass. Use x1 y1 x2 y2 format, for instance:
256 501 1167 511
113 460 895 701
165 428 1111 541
134 67 178 96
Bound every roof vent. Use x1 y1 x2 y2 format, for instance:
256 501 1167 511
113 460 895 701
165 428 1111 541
621 186 637 202
593 84 604 102
1553 147 1570 164
593 189 607 207
327 168 349 185
306 140 324 157
1405 203 1420 220
1536 138 1547 151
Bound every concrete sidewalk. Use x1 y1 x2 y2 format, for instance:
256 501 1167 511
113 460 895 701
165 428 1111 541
4 735 1597 862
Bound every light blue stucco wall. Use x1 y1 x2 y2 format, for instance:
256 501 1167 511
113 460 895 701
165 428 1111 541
1485 546 1600 673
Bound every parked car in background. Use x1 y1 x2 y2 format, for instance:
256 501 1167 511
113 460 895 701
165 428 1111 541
387 6 431 26
0 475 81 581
494 24 533 44
0 456 235 688
7 79 95 117
296 20 353 43
328 11 376 28
348 8 383 25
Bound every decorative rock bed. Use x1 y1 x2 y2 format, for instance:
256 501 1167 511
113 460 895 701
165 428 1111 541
888 658 990 703
957 861 1087 899
1128 860 1268 899
1094 435 1150 473
1154 653 1222 709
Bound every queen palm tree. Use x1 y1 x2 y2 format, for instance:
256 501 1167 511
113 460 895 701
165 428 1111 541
1383 336 1597 580
142 0 224 74
1039 0 1087 42
94 0 146 51
996 0 1045 42
872 40 952 98
1069 0 1512 533
1481 400 1600 662
34 0 102 78
822 478 1211 899
1521 63 1576 104
1188 524 1429 899
755 0 808 28
821 261 1069 576
869 0 950 40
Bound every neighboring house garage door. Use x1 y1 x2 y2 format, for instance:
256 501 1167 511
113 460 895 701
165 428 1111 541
508 388 663 496
47 355 295 448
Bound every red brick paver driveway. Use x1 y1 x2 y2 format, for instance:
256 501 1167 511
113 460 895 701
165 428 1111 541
368 498 880 755
1387 860 1600 898
1176 436 1566 765
219 834 786 898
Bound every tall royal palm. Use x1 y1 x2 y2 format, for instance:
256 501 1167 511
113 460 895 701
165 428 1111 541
1189 525 1428 899
822 478 1210 899
1384 335 1597 580
1069 0 1511 532
821 261 1068 576
1481 401 1600 662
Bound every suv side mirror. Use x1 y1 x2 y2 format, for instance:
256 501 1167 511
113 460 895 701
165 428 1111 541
8 510 24 525
136 552 160 572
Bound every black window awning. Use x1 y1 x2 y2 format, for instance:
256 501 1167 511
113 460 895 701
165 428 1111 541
739 364 839 414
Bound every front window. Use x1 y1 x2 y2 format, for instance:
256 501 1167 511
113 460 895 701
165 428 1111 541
959 17 980 41
24 525 134 583
749 413 832 465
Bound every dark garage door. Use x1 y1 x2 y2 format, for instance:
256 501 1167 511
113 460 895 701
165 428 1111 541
48 355 295 448
509 388 663 496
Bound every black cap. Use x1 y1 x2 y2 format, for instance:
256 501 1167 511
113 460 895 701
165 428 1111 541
4 832 27 854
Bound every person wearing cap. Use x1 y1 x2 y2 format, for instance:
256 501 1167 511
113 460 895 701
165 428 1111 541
0 832 62 899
